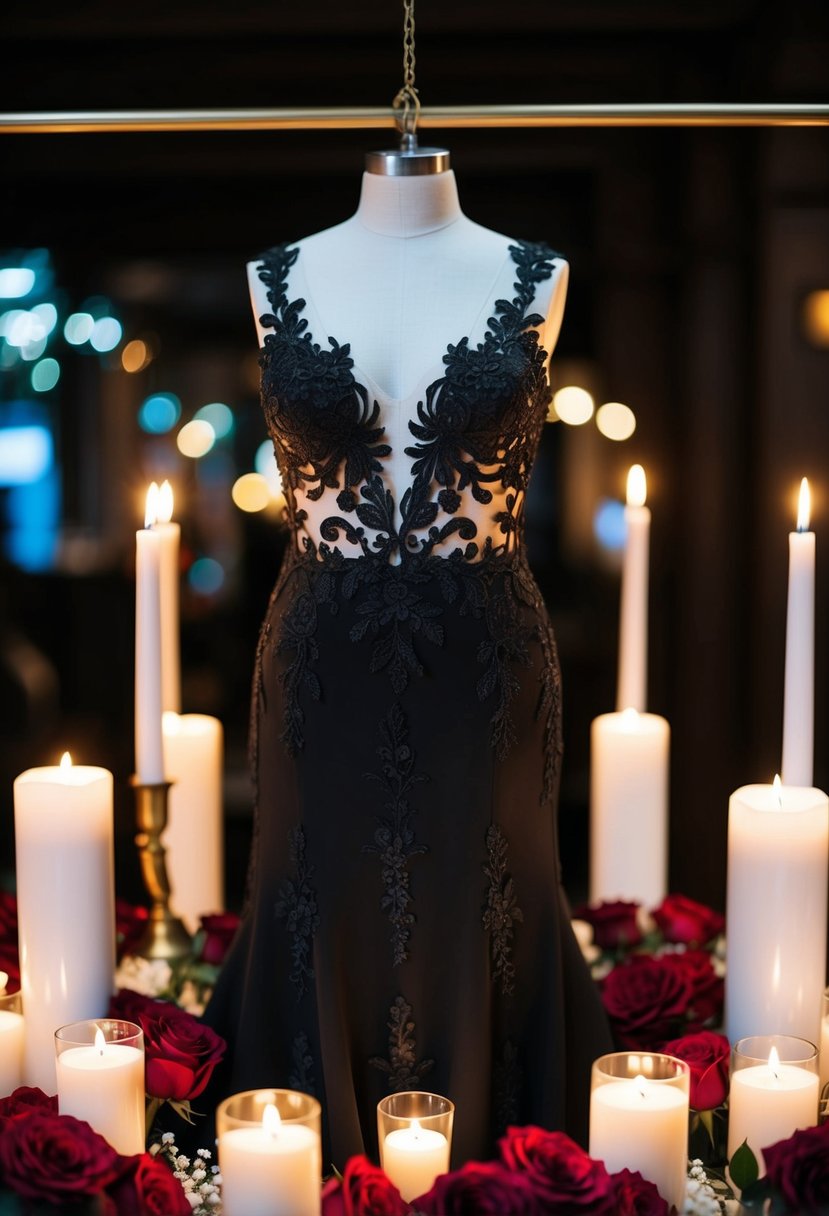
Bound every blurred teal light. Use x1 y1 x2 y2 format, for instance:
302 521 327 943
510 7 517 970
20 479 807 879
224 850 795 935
90 316 122 352
194 401 234 439
188 557 225 596
0 269 36 298
64 313 95 345
138 392 181 434
31 358 60 393
0 425 53 484
593 498 627 551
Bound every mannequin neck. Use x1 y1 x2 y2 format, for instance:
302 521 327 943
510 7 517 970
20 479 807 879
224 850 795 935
355 170 464 238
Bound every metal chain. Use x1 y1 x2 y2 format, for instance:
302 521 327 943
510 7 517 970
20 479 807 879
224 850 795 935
392 0 420 136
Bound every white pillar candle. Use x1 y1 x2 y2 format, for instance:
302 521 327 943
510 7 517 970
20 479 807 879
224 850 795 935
617 464 650 713
156 480 181 715
56 1026 145 1155
782 477 814 788
0 979 24 1098
13 755 115 1092
589 708 670 905
162 712 224 932
219 1104 321 1216
725 780 829 1047
590 1073 688 1212
382 1119 450 1203
727 1049 819 1175
136 483 165 783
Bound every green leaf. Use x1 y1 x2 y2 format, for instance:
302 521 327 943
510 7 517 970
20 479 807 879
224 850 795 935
728 1139 759 1191
698 1107 715 1145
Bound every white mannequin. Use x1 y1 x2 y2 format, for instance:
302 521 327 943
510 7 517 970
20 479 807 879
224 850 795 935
247 168 568 557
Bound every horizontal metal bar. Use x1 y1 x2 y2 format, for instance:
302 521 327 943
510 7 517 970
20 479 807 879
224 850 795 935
1 103 828 134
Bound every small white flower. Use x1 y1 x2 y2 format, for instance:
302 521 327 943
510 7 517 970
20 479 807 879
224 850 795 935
186 1195 200 1212
197 1147 212 1159
176 1154 191 1170
162 1131 176 1145
192 1168 206 1183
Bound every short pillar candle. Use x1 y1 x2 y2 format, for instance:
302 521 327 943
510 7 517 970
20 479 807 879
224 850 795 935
55 1019 145 1155
377 1091 453 1203
217 1089 322 1216
726 1035 819 1177
0 980 24 1098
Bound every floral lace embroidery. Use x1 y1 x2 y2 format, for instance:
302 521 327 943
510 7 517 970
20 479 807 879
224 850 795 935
363 704 428 966
369 995 435 1092
274 827 320 999
288 1030 316 1095
482 825 524 997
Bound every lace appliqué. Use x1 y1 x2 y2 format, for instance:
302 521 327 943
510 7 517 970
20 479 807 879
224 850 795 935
288 1030 316 1095
482 824 523 997
369 995 435 1093
363 704 428 966
274 826 319 999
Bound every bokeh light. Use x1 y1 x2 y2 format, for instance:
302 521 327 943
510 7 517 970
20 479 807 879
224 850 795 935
64 313 95 345
0 268 36 298
596 401 636 441
254 439 284 496
802 290 829 348
31 303 58 336
593 498 627 551
552 385 594 426
138 392 181 435
232 472 271 512
177 419 216 458
122 339 150 373
194 401 234 440
90 317 122 353
188 557 225 596
31 358 61 393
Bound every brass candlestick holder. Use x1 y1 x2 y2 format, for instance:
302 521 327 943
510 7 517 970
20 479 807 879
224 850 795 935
131 777 192 960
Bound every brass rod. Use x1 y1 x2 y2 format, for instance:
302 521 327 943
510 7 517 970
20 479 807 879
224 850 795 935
1 103 828 135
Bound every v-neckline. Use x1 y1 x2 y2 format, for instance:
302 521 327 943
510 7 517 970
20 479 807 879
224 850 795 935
277 242 524 408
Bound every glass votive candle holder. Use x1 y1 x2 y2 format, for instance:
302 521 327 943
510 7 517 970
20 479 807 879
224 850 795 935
727 1034 819 1174
55 1018 144 1155
217 1088 322 1216
377 1090 454 1203
820 989 829 1121
589 1051 690 1213
0 985 24 1098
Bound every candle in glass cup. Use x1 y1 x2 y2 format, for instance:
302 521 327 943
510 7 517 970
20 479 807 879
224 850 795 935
377 1091 453 1203
0 977 24 1097
218 1089 321 1216
55 1020 145 1155
820 989 829 1107
727 1036 819 1177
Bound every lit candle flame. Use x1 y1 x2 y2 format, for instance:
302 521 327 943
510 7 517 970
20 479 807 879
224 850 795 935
157 480 174 524
773 774 783 808
797 477 811 533
263 1103 281 1137
410 1118 423 1137
60 752 72 770
626 465 647 508
0 970 7 993
144 482 160 528
768 1045 780 1079
94 1026 106 1056
634 1074 648 1099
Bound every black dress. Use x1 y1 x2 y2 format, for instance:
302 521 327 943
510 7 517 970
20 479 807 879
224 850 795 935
204 238 612 1169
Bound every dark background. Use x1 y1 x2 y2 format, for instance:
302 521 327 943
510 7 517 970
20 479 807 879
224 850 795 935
1 0 828 915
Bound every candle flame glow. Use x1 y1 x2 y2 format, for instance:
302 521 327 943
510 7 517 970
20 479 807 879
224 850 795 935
773 774 783 808
797 478 811 533
145 482 160 528
157 480 174 524
410 1118 423 1136
626 465 647 508
768 1045 780 1079
263 1103 281 1137
60 752 72 770
634 1074 648 1098
94 1027 106 1056
0 970 7 992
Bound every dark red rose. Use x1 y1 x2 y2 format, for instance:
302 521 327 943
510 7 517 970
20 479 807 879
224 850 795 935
139 1003 225 1101
0 1111 121 1202
416 1160 539 1214
601 956 692 1048
106 1152 191 1216
498 1126 615 1213
651 895 723 947
659 951 724 1027
321 1155 409 1216
109 989 177 1021
197 912 241 966
763 1123 829 1215
115 898 149 960
572 901 642 951
610 1169 670 1215
0 1086 58 1131
661 1030 730 1110
0 890 17 937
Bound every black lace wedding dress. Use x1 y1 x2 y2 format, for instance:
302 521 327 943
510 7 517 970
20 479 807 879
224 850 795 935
203 238 612 1168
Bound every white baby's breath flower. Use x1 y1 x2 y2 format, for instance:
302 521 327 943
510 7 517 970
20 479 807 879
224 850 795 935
114 955 172 996
162 1131 176 1145
176 1154 191 1170
192 1167 206 1183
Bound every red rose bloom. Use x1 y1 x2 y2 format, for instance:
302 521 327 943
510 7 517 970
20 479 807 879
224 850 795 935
660 950 724 1026
139 1003 225 1101
106 1152 191 1216
321 1156 409 1216
763 1123 829 1215
416 1160 539 1214
661 1030 730 1110
572 901 642 951
108 988 175 1021
651 894 724 946
610 1169 670 1215
601 956 692 1048
0 1086 58 1130
0 893 20 993
498 1126 615 1213
115 898 150 960
197 912 241 966
0 1111 121 1202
